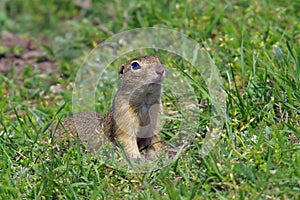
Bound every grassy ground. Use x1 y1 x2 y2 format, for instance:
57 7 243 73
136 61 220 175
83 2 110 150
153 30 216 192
1 0 299 199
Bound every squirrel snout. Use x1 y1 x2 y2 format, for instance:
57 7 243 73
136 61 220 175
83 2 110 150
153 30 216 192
155 65 165 76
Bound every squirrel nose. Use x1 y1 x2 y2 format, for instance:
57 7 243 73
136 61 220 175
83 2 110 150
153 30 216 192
155 65 165 75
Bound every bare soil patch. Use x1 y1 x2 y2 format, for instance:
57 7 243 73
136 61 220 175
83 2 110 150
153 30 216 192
0 31 59 84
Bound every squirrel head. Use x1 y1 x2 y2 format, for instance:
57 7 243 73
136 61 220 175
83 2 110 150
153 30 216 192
118 56 165 88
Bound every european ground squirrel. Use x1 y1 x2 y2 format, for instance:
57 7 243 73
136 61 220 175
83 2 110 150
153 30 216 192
52 56 165 159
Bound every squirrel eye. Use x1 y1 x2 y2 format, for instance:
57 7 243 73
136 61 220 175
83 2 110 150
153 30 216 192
131 62 141 70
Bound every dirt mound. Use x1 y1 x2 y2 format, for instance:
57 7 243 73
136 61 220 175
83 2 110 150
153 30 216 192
0 31 59 83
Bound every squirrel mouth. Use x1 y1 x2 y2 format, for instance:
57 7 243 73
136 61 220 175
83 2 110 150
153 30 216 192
151 72 165 84
151 77 163 84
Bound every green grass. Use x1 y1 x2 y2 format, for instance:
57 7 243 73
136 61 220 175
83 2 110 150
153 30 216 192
1 0 300 199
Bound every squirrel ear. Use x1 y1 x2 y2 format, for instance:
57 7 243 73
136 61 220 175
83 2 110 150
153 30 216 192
118 65 125 78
